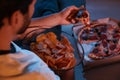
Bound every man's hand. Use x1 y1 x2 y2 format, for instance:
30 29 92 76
58 6 80 25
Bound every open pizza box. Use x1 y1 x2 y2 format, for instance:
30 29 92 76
72 18 120 71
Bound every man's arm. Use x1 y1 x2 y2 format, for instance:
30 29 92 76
15 6 79 40
30 6 79 28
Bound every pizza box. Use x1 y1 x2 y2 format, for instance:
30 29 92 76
72 18 120 71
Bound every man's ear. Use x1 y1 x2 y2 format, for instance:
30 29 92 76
10 11 23 33
10 11 21 26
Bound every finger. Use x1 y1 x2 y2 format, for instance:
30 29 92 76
79 5 85 10
71 19 77 24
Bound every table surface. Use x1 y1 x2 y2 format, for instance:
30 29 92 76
62 25 85 80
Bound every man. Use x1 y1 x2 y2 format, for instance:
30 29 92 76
0 0 79 80
32 0 86 39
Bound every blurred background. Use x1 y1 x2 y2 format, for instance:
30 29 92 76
86 0 120 20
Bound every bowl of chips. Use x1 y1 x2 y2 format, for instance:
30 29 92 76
22 28 84 71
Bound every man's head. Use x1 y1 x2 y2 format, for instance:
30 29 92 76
0 0 36 34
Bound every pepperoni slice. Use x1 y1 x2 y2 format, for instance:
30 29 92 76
102 40 108 48
100 26 107 33
88 35 98 40
81 35 88 40
114 28 120 33
113 34 120 38
84 29 90 34
109 44 116 50
100 34 107 40
92 48 99 53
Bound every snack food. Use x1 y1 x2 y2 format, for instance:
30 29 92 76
78 23 120 60
30 32 76 70
67 5 90 25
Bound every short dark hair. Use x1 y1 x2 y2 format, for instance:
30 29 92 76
0 0 33 28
